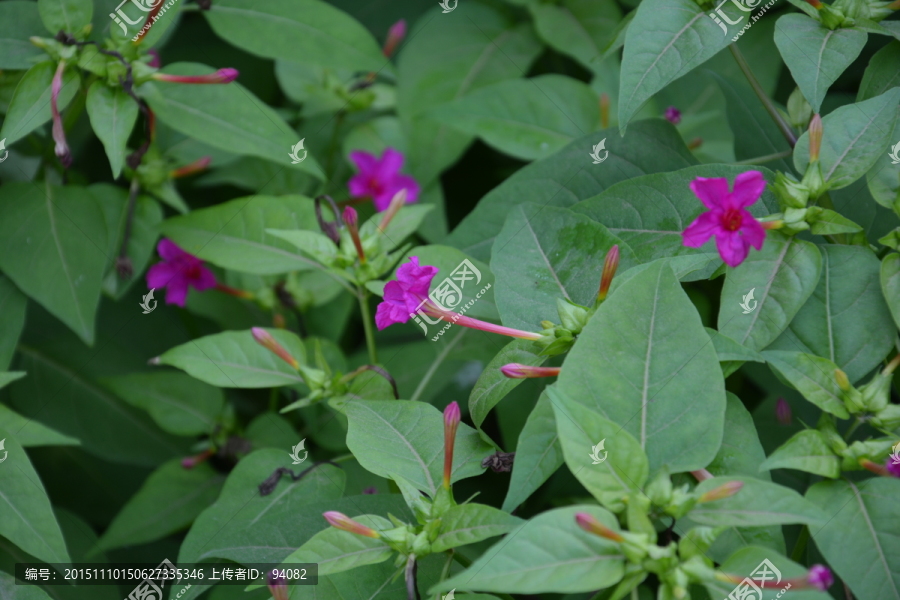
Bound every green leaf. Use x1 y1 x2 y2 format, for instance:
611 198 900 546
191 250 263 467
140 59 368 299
548 387 649 511
774 14 867 113
572 165 779 267
0 2 45 69
618 0 745 129
86 83 139 179
265 229 338 266
718 234 822 352
429 75 600 161
204 0 386 73
344 400 493 496
858 40 900 102
469 339 546 428
0 61 79 145
807 208 863 235
881 252 900 331
706 328 765 366
447 121 697 261
703 547 832 600
807 478 900 600
759 429 840 478
0 276 27 371
433 505 624 595
529 0 622 71
492 203 637 331
430 504 523 553
503 392 563 512
767 245 894 383
157 328 307 388
160 195 322 275
0 429 71 564
282 515 393 576
37 0 92 35
101 372 224 437
0 569 53 600
794 87 900 190
761 350 850 419
0 183 108 345
0 372 26 390
690 476 827 526
866 115 900 210
140 63 324 179
0 404 79 447
96 459 225 552
556 261 726 473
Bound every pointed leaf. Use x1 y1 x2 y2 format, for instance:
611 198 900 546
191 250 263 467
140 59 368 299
37 0 91 35
0 276 27 372
760 350 849 419
858 40 900 102
502 392 563 512
0 404 79 448
529 0 622 71
759 429 840 478
0 61 79 147
880 252 900 331
0 2 45 69
431 504 523 553
86 82 139 179
690 476 827 526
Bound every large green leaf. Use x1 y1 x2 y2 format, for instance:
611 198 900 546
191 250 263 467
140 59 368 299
774 14 867 113
281 514 393 576
0 429 71 564
0 2 45 69
344 400 493 496
858 40 900 102
556 261 726 472
572 165 779 266
767 245 893 383
618 0 747 129
0 404 79 448
866 114 900 210
0 61 79 147
761 350 849 419
156 329 307 388
140 63 324 179
428 75 600 161
430 504 523 553
446 120 697 261
529 0 622 71
160 195 322 275
881 252 900 331
96 459 225 552
86 82 139 179
37 0 91 35
794 87 900 190
469 338 546 428
0 570 53 600
689 476 827 526
0 184 108 345
492 203 636 331
718 234 822 352
759 429 840 478
703 547 832 600
502 392 563 512
0 276 26 372
204 0 386 73
433 505 624 595
807 478 900 600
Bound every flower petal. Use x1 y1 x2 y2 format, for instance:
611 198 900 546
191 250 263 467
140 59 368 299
689 177 729 210
348 173 372 198
157 238 187 261
376 148 404 179
349 151 378 174
739 213 766 250
147 262 176 289
372 189 395 212
192 265 218 291
165 278 190 306
715 231 750 268
375 299 410 330
730 170 765 208
388 175 420 204
682 211 721 248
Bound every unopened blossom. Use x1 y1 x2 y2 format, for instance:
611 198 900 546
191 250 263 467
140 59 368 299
348 148 420 211
575 513 624 542
698 480 743 502
151 68 239 84
806 565 833 590
267 570 288 600
665 106 681 125
146 238 217 306
682 171 767 267
323 511 380 538
51 61 71 167
170 156 211 178
342 206 366 263
500 364 561 379
251 327 300 369
443 401 460 489
597 245 620 302
775 398 792 425
382 19 406 57
181 448 214 469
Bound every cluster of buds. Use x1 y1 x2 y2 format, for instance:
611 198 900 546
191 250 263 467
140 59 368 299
801 0 858 27
772 115 825 213
834 357 900 428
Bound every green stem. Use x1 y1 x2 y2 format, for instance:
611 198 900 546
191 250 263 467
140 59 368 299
268 387 278 412
844 418 862 441
733 150 793 165
729 45 797 148
435 553 454 600
329 453 356 464
358 287 378 364
791 525 809 562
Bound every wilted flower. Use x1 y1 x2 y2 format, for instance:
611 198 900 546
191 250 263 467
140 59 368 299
151 68 239 84
443 401 461 489
146 239 217 306
776 398 792 425
682 171 767 267
499 364 561 379
664 106 682 125
51 61 71 167
323 511 380 538
806 565 833 590
146 49 161 68
348 148 420 211
382 19 406 57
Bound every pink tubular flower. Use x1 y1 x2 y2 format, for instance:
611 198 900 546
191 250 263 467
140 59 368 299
682 171 767 267
664 106 682 125
251 328 300 369
181 448 214 469
170 156 211 178
500 364 561 379
382 19 406 57
443 401 461 489
146 239 217 306
151 68 239 84
698 480 743 502
323 512 380 538
348 148 420 211
575 513 624 542
806 565 833 591
51 61 71 167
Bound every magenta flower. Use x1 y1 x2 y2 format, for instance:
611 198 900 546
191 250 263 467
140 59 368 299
146 239 217 306
886 458 900 478
807 565 833 591
682 170 767 267
348 148 420 211
665 106 681 125
375 257 438 330
382 19 407 57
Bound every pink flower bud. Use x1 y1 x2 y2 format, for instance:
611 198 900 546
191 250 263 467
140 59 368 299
664 106 681 125
808 114 822 162
152 68 239 84
181 448 214 469
51 61 71 168
775 397 792 425
251 327 300 369
342 206 358 227
597 245 620 302
267 570 289 600
342 206 365 263
575 512 624 542
170 156 211 178
147 49 161 68
323 511 380 538
499 364 561 379
382 19 406 57
443 401 461 490
698 480 743 502
377 189 408 231
807 565 833 591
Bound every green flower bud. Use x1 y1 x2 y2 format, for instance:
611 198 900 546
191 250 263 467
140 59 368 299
556 298 590 334
678 527 721 561
787 88 813 130
840 439 896 471
871 404 900 433
646 469 674 507
818 2 853 27
859 372 892 412
773 172 810 210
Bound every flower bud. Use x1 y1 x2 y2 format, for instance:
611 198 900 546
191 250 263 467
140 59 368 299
51 61 71 168
600 93 610 129
688 137 703 150
181 448 214 469
152 68 239 84
859 372 891 412
323 512 380 538
575 512 624 542
776 397 792 425
342 206 366 264
597 245 620 302
772 172 809 210
698 480 743 503
251 327 300 369
267 570 289 600
834 368 851 391
871 404 900 432
378 189 407 230
818 2 852 27
443 401 460 490
807 114 822 162
787 88 812 129
664 106 681 125
499 364 561 379
170 156 211 179
382 19 406 57
807 565 833 590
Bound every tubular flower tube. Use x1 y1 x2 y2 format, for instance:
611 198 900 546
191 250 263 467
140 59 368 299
575 513 624 542
382 19 406 57
151 68 239 84
51 60 71 168
170 156 211 178
500 364 561 379
808 114 822 162
267 570 289 600
698 480 743 502
181 448 214 469
443 401 461 489
378 189 407 231
323 512 380 538
804 0 823 7
720 564 834 591
597 245 620 302
251 327 300 369
343 206 366 263
690 468 714 482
